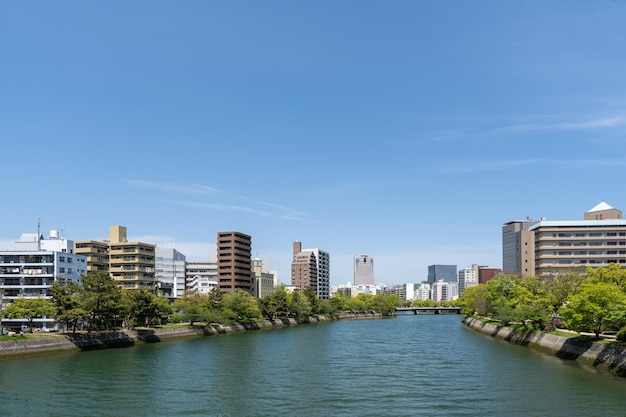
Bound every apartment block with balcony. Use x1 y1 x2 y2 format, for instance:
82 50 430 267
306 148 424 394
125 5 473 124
186 258 218 295
74 225 155 291
291 242 317 292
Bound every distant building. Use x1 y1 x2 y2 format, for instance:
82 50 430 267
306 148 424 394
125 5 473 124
503 202 626 278
290 242 330 299
432 279 458 302
427 264 457 283
458 265 479 294
155 247 186 299
186 258 218 295
478 266 501 284
217 231 252 293
354 254 375 285
252 258 276 298
1 229 87 330
415 283 432 301
75 225 156 291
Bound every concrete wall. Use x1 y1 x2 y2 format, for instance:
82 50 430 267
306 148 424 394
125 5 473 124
464 317 626 377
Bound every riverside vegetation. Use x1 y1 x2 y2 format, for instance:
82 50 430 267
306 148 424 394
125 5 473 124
457 264 626 342
1 272 403 336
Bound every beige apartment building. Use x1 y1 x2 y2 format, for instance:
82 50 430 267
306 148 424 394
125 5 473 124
74 225 156 290
216 231 252 293
503 202 626 278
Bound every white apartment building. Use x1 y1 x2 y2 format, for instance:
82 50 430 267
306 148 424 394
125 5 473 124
432 280 459 302
458 264 479 294
303 247 330 300
415 283 432 301
0 230 87 329
185 260 218 295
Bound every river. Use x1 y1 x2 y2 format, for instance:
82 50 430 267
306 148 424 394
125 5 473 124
1 314 625 416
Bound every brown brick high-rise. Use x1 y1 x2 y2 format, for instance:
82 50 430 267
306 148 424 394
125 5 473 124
217 231 252 293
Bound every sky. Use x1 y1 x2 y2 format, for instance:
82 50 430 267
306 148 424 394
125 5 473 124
2 1 626 286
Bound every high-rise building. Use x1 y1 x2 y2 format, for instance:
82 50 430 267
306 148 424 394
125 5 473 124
354 254 375 285
502 219 535 277
75 225 156 291
503 202 626 278
427 264 457 283
291 242 317 293
289 243 330 299
217 231 252 293
155 247 186 299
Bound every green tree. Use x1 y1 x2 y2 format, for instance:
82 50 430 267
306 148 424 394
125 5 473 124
372 294 402 315
122 290 172 328
3 297 56 330
221 290 262 323
78 273 123 330
259 286 289 320
543 273 585 312
303 286 322 315
48 280 88 333
287 290 312 320
173 294 210 325
458 285 488 316
559 281 626 338
586 263 626 291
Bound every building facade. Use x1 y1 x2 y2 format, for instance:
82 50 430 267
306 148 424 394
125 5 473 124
291 242 317 292
1 230 87 329
217 231 252 293
504 202 626 278
431 280 459 302
458 264 479 294
185 259 218 295
252 258 276 298
502 219 535 277
427 264 457 283
304 247 330 299
354 254 375 285
155 247 186 299
75 225 156 291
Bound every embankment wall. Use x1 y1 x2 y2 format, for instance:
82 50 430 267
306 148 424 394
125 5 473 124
463 317 626 377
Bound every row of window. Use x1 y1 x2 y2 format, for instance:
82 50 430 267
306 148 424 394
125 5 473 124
552 232 626 237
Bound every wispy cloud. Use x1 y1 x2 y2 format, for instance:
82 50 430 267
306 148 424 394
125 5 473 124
447 157 626 174
123 180 312 221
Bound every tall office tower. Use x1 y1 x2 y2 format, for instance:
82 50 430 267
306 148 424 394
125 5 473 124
502 219 535 277
75 225 156 291
155 247 187 299
291 242 318 292
458 264 479 294
354 254 375 285
427 264 457 283
217 231 252 293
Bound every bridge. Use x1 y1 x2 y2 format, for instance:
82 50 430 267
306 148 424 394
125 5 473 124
395 306 461 315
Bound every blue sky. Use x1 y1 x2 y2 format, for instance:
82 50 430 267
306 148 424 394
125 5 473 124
2 1 626 286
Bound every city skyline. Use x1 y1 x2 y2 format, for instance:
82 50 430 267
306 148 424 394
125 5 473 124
3 2 626 286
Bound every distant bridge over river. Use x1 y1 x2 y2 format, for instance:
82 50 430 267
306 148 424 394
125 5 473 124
395 306 461 315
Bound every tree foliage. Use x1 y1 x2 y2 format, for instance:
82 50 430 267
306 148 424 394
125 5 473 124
3 297 56 329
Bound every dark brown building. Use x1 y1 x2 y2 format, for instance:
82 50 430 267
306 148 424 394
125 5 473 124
478 266 501 285
217 231 252 293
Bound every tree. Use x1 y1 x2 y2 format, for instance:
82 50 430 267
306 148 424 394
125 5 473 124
287 290 312 320
173 294 210 325
586 263 626 292
303 286 321 315
48 280 88 333
3 297 56 330
372 294 402 315
122 290 172 328
458 285 488 316
559 281 626 338
221 290 262 323
78 273 123 331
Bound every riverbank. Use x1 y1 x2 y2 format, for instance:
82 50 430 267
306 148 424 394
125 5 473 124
0 312 384 360
463 317 626 377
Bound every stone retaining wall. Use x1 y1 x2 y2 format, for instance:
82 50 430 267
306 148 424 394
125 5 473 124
463 317 626 377
0 313 382 360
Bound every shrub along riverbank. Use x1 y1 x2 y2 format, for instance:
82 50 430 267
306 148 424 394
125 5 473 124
463 317 626 377
0 312 384 361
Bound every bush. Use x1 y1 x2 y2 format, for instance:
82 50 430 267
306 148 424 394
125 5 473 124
616 327 626 342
